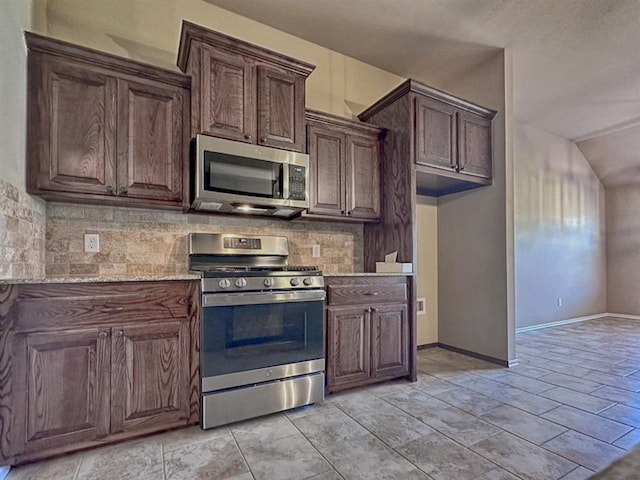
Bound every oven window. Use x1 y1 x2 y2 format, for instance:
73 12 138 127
201 300 323 378
203 151 283 199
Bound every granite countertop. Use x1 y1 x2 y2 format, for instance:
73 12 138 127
323 272 414 277
0 274 201 285
0 272 414 285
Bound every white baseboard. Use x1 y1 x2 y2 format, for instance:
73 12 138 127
606 313 640 321
516 312 640 333
0 466 10 480
516 313 608 333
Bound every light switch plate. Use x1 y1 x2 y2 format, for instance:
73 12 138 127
312 244 321 257
84 234 100 253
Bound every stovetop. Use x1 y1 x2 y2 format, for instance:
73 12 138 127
188 233 324 293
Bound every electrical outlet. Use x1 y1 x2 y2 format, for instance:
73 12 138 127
417 298 426 315
84 234 100 253
557 297 563 307
312 244 321 258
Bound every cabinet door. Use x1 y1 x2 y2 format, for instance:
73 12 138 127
31 57 117 196
111 320 190 434
371 304 409 379
458 111 492 179
117 79 185 203
345 134 380 220
415 96 457 171
201 45 255 142
12 328 110 455
327 306 370 390
257 66 305 152
307 124 345 216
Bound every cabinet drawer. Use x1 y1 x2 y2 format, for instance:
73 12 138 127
327 284 407 306
14 282 190 330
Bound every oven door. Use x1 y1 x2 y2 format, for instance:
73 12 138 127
201 290 325 392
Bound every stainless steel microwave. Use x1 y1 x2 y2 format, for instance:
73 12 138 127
191 135 309 218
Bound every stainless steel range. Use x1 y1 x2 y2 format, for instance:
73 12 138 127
188 233 325 429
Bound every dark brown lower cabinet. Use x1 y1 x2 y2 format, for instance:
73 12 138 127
1 281 196 465
325 276 411 393
371 304 409 378
111 321 190 434
327 306 371 388
12 328 111 455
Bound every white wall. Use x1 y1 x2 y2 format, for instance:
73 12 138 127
0 0 46 281
416 196 438 345
38 0 403 119
514 122 607 328
0 0 32 187
606 185 640 315
436 50 513 363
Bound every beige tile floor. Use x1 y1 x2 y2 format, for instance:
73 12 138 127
8 316 640 480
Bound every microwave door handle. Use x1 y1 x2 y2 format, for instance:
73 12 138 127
282 164 290 200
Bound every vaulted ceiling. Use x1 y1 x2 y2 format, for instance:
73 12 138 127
208 0 640 176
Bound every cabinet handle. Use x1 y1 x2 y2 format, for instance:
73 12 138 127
260 137 267 143
371 307 378 312
115 329 124 336
99 306 124 313
459 164 465 171
364 292 379 296
98 331 108 338
244 134 252 140
341 210 346 216
106 185 114 194
119 187 128 195
346 211 352 217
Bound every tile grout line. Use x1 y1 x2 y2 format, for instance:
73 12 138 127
287 409 351 480
160 443 166 480
330 393 453 477
73 453 84 480
416 355 632 473
363 389 510 476
228 427 257 480
277 413 341 480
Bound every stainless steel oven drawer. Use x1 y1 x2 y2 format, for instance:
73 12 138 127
202 372 325 429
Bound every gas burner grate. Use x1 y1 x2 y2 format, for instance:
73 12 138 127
197 265 319 273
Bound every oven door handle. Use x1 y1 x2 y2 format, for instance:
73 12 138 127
202 290 325 307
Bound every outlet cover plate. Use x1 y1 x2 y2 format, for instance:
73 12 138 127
84 234 100 253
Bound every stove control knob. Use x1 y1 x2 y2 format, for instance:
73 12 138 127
218 279 231 289
290 277 300 287
303 277 313 286
264 278 275 287
235 278 247 288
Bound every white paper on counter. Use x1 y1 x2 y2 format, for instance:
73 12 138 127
384 251 398 263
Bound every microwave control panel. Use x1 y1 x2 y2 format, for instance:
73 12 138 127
288 165 306 200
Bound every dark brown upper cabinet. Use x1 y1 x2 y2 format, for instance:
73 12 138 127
199 45 254 142
26 33 190 209
178 21 314 153
360 79 496 197
305 110 381 222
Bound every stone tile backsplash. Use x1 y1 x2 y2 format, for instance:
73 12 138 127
0 177 46 279
45 203 364 277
